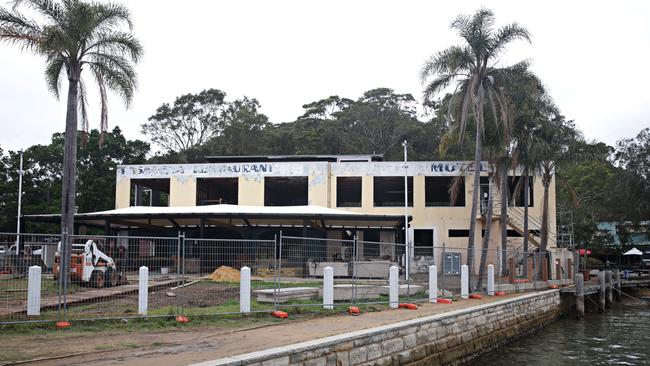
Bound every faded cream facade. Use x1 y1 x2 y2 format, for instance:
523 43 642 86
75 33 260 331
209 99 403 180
115 160 559 274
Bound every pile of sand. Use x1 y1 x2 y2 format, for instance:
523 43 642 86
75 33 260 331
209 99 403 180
208 266 240 282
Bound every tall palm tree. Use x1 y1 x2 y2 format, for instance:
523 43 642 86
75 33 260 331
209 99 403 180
0 0 142 284
420 9 529 283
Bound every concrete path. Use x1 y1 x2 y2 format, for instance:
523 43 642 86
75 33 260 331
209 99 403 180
14 293 524 366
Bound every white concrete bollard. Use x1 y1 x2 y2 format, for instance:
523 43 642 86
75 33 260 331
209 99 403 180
323 266 334 310
487 264 495 296
389 265 399 309
240 266 251 313
138 266 148 315
461 264 469 299
429 265 438 302
27 266 41 316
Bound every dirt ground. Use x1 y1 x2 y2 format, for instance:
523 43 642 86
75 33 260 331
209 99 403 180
1 293 523 366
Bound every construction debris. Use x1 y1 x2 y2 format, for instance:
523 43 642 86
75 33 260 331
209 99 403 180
209 266 240 282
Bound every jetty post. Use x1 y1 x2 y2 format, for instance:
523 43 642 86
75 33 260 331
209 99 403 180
614 269 622 302
575 273 584 319
598 270 606 312
606 270 613 306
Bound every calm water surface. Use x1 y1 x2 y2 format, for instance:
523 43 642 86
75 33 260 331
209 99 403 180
472 304 650 366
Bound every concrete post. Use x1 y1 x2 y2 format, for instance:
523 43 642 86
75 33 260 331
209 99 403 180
138 266 148 315
606 270 613 306
487 264 495 296
542 257 549 282
567 258 573 280
240 266 251 313
389 266 399 309
555 259 561 280
526 258 534 282
27 265 41 316
429 265 437 302
461 264 469 299
598 270 606 312
323 266 334 310
575 273 584 319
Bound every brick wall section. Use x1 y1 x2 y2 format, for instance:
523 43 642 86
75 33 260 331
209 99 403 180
192 290 561 366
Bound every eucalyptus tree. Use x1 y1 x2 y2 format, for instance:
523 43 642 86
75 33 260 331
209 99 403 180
0 0 142 284
420 9 529 279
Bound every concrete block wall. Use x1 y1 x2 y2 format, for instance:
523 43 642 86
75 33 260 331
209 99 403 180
192 290 561 366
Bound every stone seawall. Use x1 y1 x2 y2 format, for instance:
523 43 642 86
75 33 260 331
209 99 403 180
193 290 561 366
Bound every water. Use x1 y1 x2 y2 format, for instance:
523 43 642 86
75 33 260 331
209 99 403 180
473 304 650 366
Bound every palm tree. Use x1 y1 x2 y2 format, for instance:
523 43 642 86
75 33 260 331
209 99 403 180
420 8 529 285
0 0 142 285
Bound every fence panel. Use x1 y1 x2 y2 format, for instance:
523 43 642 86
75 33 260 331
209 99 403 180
354 240 412 305
178 238 277 317
277 235 355 309
0 233 61 323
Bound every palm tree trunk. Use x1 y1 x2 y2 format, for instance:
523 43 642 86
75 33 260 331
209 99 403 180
467 121 482 289
522 172 529 277
500 168 508 275
60 77 79 290
476 174 494 291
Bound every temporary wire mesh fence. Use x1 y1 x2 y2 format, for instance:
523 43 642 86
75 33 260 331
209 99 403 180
0 232 576 324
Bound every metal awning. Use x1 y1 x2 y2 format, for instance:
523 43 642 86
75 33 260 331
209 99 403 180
24 204 409 230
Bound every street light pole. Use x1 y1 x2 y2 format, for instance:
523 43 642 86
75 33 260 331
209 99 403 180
402 140 409 281
15 150 24 255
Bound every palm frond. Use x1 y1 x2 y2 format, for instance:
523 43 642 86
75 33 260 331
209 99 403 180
78 77 89 144
44 52 65 98
91 1 133 31
489 23 531 58
0 8 43 52
12 0 65 25
84 30 142 62
86 52 137 105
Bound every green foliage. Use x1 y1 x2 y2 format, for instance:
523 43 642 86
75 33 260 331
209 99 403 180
0 128 149 232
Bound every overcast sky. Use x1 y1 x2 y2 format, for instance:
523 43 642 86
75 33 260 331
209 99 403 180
1 0 649 152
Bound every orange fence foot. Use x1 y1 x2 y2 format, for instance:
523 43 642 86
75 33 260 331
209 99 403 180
348 306 361 315
548 285 560 289
398 303 418 310
436 298 453 304
469 294 483 299
495 291 506 296
175 315 190 323
55 321 71 329
271 311 289 319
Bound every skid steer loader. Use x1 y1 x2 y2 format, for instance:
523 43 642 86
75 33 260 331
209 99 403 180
53 240 127 288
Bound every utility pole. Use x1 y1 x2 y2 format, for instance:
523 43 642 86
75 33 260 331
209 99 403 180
402 140 409 281
15 150 24 255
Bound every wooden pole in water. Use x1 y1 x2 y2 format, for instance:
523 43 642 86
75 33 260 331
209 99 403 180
598 271 606 312
614 269 622 302
575 273 584 319
606 270 613 306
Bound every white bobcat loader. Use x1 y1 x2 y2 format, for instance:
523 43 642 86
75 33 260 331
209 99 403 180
53 240 126 287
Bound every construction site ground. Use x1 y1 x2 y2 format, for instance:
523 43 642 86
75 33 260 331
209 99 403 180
0 292 523 366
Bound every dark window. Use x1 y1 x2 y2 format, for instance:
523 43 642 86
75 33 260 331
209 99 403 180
196 178 238 205
448 229 470 237
425 177 465 206
507 176 534 207
413 229 434 256
337 177 362 207
373 177 413 207
130 179 169 207
264 177 308 206
363 231 380 257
